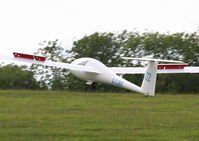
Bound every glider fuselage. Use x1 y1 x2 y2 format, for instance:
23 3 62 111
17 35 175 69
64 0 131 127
71 58 142 93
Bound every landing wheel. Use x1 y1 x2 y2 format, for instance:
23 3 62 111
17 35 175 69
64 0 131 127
91 82 97 90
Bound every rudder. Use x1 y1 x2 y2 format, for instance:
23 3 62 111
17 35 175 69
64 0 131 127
141 61 158 96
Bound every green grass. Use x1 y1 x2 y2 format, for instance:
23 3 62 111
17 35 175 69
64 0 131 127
0 90 199 141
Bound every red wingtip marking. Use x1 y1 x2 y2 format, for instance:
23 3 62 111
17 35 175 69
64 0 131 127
158 64 189 69
13 52 46 62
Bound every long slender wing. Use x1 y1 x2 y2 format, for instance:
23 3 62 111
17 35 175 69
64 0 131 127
109 67 145 74
122 57 183 63
109 64 199 74
0 53 99 74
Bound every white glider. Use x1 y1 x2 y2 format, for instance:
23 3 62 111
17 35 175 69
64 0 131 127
0 52 199 97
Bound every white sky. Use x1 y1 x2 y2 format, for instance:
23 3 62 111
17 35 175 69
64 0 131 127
0 0 199 55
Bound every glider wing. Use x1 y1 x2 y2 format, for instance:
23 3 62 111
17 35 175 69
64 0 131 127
109 64 199 74
0 53 99 74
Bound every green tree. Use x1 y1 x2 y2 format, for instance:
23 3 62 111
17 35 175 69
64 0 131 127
0 64 40 89
71 32 123 66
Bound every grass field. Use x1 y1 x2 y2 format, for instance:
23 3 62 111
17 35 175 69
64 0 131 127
0 90 199 141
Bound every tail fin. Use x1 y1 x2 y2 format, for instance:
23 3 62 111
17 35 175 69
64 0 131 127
141 61 158 96
122 57 183 96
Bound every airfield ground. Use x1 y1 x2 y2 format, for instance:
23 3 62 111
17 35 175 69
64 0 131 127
0 90 199 141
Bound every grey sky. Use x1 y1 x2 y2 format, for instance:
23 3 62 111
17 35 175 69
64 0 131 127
0 0 199 55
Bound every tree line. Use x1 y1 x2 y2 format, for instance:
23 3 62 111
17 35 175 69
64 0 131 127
1 31 199 93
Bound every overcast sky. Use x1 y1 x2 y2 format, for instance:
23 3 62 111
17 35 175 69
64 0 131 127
0 0 199 55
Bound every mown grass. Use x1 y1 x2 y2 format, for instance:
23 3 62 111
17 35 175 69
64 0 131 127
0 90 199 141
